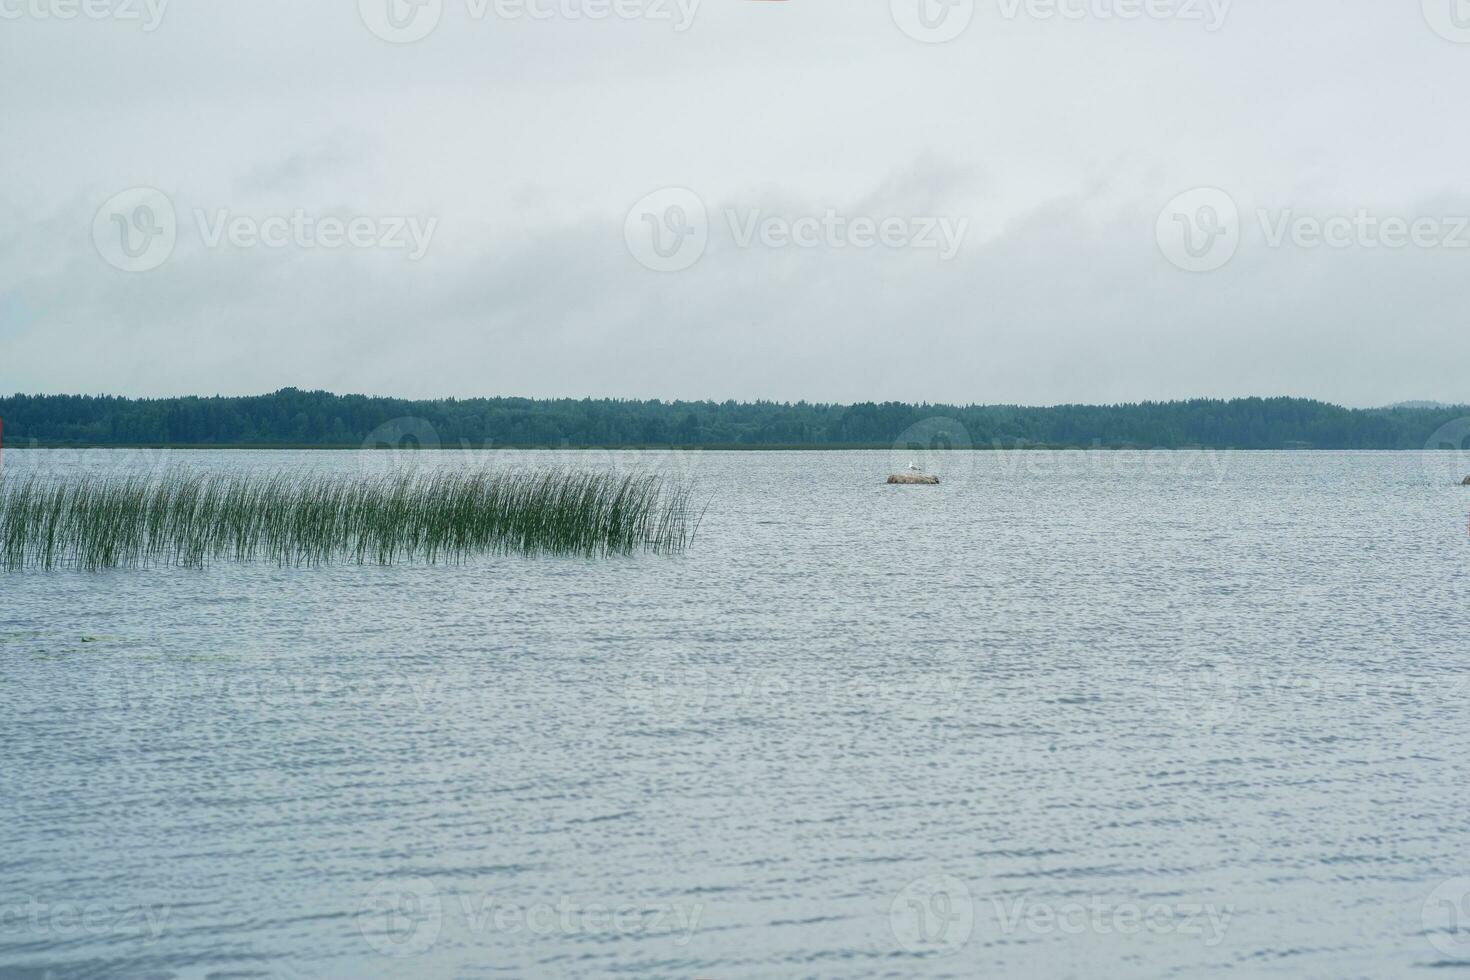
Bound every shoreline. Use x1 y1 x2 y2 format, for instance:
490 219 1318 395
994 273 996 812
1 443 1463 452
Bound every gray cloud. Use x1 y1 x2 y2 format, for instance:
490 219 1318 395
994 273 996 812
2 0 1469 405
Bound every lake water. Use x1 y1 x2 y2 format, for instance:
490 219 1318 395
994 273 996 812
3 448 1470 979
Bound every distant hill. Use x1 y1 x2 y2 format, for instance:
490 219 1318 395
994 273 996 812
1384 400 1450 410
2 389 1469 450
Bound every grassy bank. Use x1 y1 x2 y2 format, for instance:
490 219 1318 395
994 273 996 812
0 469 697 570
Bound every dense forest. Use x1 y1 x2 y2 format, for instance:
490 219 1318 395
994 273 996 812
1 389 1467 450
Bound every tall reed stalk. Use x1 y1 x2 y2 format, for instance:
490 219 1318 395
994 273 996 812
0 469 697 570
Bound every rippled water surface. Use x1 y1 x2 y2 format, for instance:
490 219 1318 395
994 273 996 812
3 449 1470 979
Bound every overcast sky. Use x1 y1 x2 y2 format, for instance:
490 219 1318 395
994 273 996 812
2 0 1468 406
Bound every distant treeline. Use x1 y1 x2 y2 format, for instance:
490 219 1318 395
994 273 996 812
1 389 1467 450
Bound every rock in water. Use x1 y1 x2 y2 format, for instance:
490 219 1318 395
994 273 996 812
1462 476 1470 485
887 473 940 485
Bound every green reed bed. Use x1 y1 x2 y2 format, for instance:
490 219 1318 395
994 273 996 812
0 469 698 570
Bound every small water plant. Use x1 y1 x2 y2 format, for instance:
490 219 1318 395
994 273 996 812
0 469 698 570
